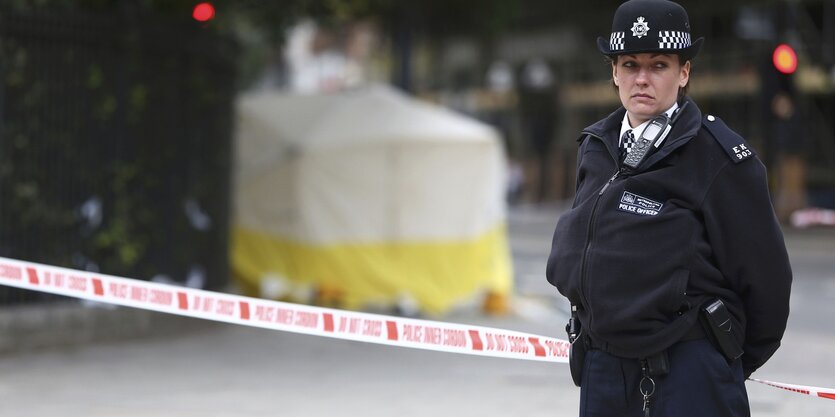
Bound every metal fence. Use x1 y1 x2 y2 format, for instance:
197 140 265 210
0 8 238 303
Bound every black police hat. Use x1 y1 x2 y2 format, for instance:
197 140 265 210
597 0 703 60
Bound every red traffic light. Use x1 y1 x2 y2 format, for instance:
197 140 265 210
772 43 798 75
192 2 215 22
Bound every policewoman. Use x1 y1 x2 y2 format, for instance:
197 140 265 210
545 1 792 416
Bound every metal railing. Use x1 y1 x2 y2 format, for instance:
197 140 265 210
0 8 238 303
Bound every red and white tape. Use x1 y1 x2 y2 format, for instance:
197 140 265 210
1 256 832 401
750 378 835 400
0 257 569 363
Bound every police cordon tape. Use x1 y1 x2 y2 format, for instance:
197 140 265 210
1 256 833 401
0 256 569 363
749 378 835 401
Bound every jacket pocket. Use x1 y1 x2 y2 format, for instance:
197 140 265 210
546 213 584 301
667 269 690 313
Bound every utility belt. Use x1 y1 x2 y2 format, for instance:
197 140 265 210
566 298 744 387
586 322 706 351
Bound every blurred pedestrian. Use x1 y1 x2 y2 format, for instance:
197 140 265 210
770 91 808 221
484 60 523 203
519 57 557 203
545 1 793 416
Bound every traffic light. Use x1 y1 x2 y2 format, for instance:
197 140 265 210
772 43 798 75
192 2 216 23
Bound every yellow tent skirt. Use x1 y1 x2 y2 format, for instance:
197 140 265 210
232 225 513 316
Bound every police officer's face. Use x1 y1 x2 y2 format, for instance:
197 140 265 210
612 53 690 126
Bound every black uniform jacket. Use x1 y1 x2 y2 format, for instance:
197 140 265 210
546 97 792 376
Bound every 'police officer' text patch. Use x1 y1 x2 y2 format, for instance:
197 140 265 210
617 191 664 216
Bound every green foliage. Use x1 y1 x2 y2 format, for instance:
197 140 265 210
0 8 236 293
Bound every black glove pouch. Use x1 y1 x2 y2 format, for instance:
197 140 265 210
569 337 587 387
566 311 586 387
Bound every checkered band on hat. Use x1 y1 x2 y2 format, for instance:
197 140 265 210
597 0 703 60
658 31 691 50
610 32 625 51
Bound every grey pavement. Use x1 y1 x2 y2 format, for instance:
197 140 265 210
0 204 834 416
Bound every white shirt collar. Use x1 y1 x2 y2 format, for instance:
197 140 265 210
619 102 679 146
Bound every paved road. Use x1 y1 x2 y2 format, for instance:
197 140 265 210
0 205 833 417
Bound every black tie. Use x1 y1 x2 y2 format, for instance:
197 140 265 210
621 129 635 160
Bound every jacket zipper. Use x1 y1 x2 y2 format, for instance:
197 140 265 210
577 133 623 335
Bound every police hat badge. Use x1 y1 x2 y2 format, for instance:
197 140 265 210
597 0 704 60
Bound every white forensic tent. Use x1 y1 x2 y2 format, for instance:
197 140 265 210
232 85 513 315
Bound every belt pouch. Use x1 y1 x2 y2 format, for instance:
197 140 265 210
699 299 744 361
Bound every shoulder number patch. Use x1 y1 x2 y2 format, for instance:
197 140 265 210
731 143 753 161
703 115 755 164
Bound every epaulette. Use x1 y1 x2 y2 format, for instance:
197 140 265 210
702 114 755 164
